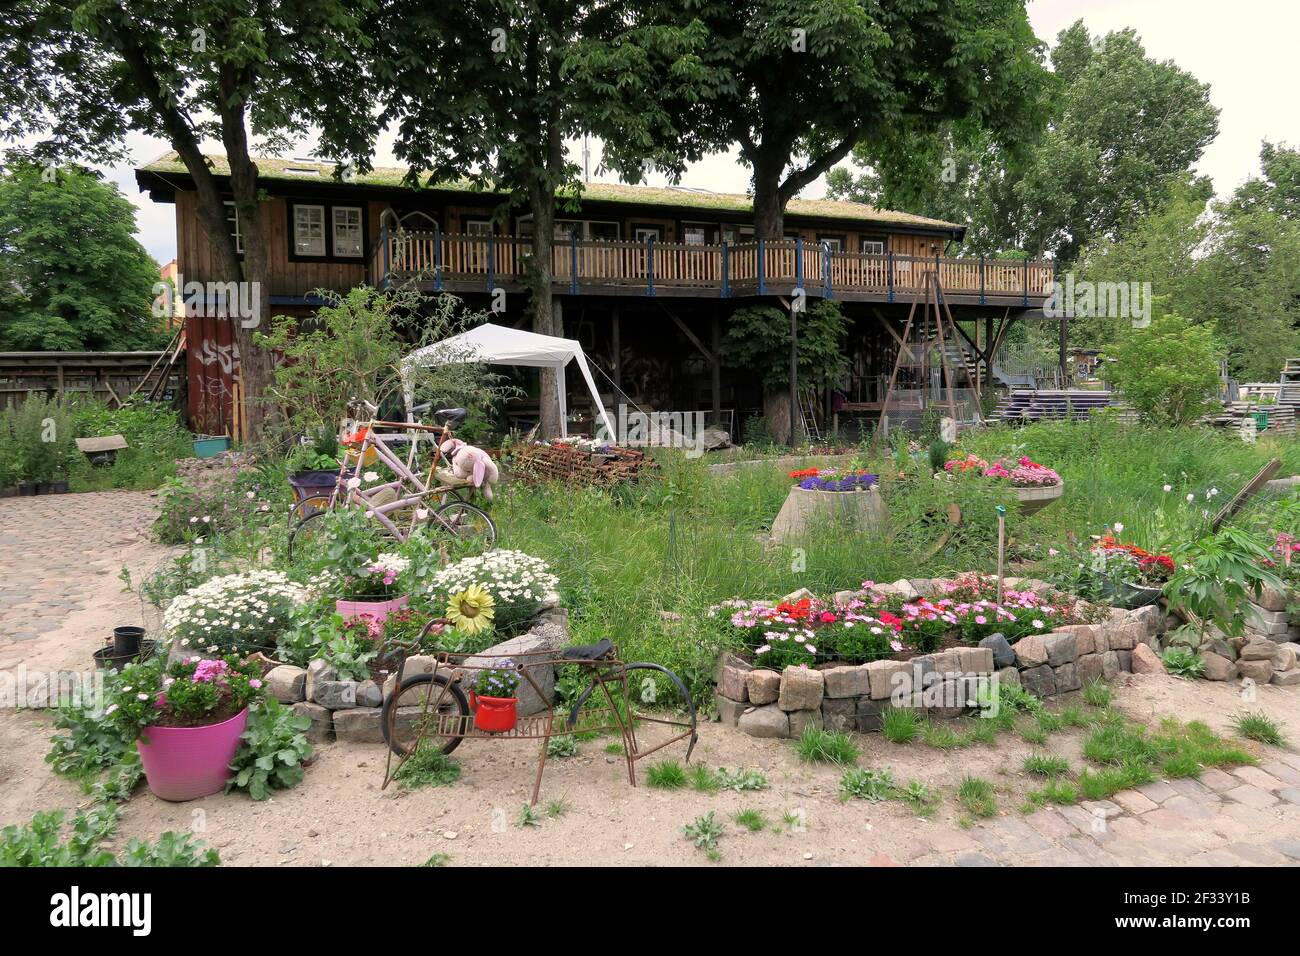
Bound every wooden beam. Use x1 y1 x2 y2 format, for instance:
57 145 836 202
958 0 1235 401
711 309 721 426
611 308 621 390
658 302 714 364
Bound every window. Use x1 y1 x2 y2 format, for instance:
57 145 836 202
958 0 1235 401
722 225 754 244
860 238 886 255
332 206 363 257
466 218 495 236
294 204 326 256
633 225 663 242
587 221 620 241
818 234 845 252
223 201 243 254
682 222 719 245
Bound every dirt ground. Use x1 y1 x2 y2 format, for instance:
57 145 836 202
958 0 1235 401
3 491 1300 867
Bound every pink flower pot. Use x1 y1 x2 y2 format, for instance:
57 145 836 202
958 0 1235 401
336 594 409 628
136 707 249 802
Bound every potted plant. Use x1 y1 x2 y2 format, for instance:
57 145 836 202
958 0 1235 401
336 552 411 626
469 659 521 733
769 468 886 544
286 429 342 503
1091 536 1175 608
109 655 263 801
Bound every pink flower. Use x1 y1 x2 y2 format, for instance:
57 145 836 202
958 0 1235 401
249 679 263 689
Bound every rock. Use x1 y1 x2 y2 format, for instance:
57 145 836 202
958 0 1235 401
778 666 825 711
1106 622 1139 651
1056 624 1095 656
1041 633 1079 666
868 659 911 700
1241 640 1280 662
821 697 858 732
779 587 817 605
822 664 872 698
996 666 1020 689
700 428 730 450
265 664 307 704
788 709 822 737
306 659 337 701
716 663 750 702
1020 664 1056 698
745 668 781 705
1102 651 1122 680
1014 635 1048 668
928 649 961 677
1200 652 1238 682
657 610 683 624
737 704 790 738
714 694 747 726
979 634 1016 669
832 590 860 607
1092 626 1110 653
1256 586 1289 612
1246 604 1290 637
1116 650 1132 672
1274 643 1300 671
1209 638 1237 661
356 680 383 708
713 653 751 683
332 707 383 744
1237 659 1275 683
312 680 358 710
1272 668 1300 686
855 697 885 732
1053 661 1082 693
885 579 919 601
1076 654 1103 684
1130 643 1165 675
292 702 333 743
526 622 570 649
462 634 556 717
1129 604 1165 638
957 646 995 674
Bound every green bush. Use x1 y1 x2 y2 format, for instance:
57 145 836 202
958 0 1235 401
69 399 192 490
1102 310 1222 426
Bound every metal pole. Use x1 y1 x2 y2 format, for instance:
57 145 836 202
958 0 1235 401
996 505 1007 604
789 302 799 445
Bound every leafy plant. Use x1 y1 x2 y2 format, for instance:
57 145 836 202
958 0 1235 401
518 804 542 827
681 812 724 858
733 809 767 832
1162 647 1206 679
1165 526 1284 641
713 767 769 792
840 767 895 801
393 745 462 790
957 776 997 818
646 760 687 789
227 699 314 800
0 806 218 867
547 735 578 758
794 726 859 765
880 707 923 744
1102 310 1223 426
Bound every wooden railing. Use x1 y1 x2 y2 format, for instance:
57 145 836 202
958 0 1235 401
370 231 1054 302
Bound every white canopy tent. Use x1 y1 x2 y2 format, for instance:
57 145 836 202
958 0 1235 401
400 323 616 439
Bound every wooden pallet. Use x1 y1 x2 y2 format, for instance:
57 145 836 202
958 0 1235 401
508 442 659 488
1205 402 1297 438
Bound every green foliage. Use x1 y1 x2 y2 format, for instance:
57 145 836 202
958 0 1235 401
69 399 192 491
227 699 313 800
712 767 769 792
956 776 997 818
839 767 895 802
1023 753 1070 777
0 394 77 485
732 809 767 832
880 707 923 744
546 798 570 818
1082 680 1112 708
0 806 217 867
681 812 724 855
1233 712 1286 747
517 804 542 828
1161 648 1206 680
0 159 164 351
646 760 687 790
45 676 132 784
393 745 462 790
1102 310 1223 426
722 301 850 393
1165 526 1284 639
794 726 859 765
546 735 578 758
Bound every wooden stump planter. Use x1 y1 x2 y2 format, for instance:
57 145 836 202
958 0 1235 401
770 485 887 544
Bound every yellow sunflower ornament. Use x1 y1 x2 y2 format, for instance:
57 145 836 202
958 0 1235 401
446 584 495 635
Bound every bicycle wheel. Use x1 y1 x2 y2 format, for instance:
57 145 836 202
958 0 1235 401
286 509 328 564
289 494 331 524
566 662 699 762
431 500 496 551
382 672 470 757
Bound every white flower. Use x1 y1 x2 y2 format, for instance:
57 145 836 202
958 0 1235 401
363 471 379 482
346 477 361 490
1187 493 1195 502
1163 484 1172 492
246 491 256 500
1113 523 1124 534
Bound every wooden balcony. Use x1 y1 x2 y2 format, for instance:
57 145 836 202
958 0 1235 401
370 231 1054 307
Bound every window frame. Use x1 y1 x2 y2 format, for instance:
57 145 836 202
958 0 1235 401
286 199 370 263
223 200 244 255
331 205 365 258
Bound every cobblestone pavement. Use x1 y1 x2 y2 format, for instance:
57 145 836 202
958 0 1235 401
0 491 163 670
907 758 1300 866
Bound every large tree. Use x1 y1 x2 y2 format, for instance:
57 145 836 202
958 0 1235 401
358 0 709 437
674 0 1048 239
0 0 374 441
830 21 1219 263
0 157 164 351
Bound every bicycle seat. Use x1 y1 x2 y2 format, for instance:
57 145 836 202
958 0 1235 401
435 408 467 426
560 638 614 661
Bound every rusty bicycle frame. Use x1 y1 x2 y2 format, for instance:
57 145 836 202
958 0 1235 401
380 622 699 804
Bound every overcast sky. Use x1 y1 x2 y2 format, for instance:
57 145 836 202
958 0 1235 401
107 0 1299 264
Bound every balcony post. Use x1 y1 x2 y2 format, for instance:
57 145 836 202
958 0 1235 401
757 238 766 295
822 240 833 299
721 241 731 298
380 225 390 290
979 256 986 306
1022 256 1029 307
487 233 496 293
887 251 895 303
570 230 579 295
433 224 443 291
645 234 655 297
795 237 804 292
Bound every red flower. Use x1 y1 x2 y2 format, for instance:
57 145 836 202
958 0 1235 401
878 611 904 632
818 611 838 624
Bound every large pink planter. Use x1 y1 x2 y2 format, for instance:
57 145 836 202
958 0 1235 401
336 593 409 626
136 707 249 802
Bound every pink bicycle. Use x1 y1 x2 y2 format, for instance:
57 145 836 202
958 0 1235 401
286 400 496 562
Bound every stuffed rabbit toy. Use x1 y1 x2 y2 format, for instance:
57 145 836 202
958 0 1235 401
438 438 500 500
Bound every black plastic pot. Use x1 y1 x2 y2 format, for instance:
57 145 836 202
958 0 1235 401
17 483 37 496
113 625 145 656
287 469 340 503
93 640 157 673
46 480 70 494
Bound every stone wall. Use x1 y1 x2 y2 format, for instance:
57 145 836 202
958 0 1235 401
1180 585 1300 686
262 610 569 745
715 602 1167 740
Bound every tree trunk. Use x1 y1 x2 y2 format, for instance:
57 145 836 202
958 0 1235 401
763 388 792 445
526 180 562 438
752 159 785 240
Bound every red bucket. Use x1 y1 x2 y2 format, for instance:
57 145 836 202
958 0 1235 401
472 694 518 733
